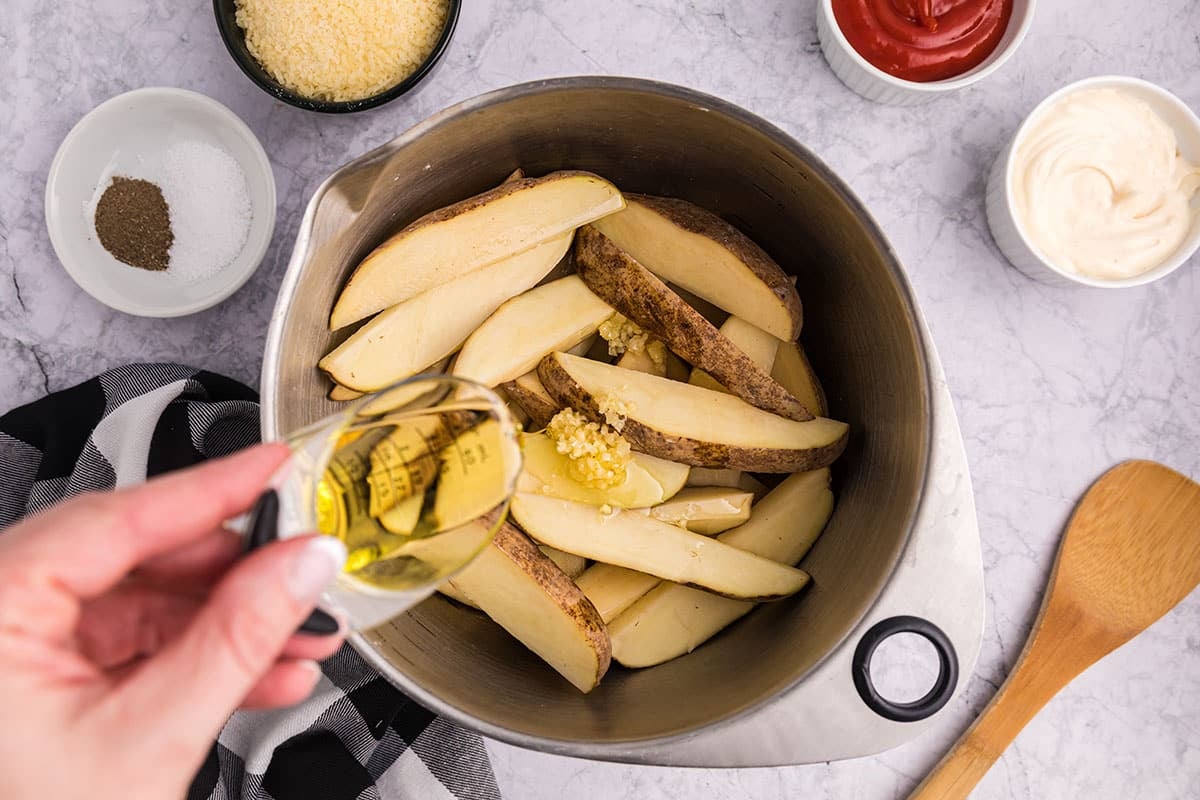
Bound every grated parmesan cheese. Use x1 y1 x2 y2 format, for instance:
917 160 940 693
235 0 450 103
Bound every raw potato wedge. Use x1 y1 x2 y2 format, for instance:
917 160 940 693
377 493 424 535
453 276 614 388
614 589 748 669
686 468 768 499
447 520 610 693
433 419 514 533
616 346 665 377
646 487 754 535
320 234 571 391
575 226 810 421
498 386 532 428
329 353 454 403
591 194 802 340
690 316 780 392
502 372 560 429
438 582 479 609
336 168 526 352
772 341 828 417
352 359 453 416
631 453 690 499
538 352 848 473
331 171 624 329
576 487 754 624
614 340 687 380
540 546 587 579
329 384 364 402
610 469 834 668
574 563 661 623
510 493 810 601
518 431 687 508
496 338 596 428
724 316 781 366
718 468 833 561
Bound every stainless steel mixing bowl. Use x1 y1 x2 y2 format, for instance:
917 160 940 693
262 77 931 757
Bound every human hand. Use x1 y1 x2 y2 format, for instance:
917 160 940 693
0 444 347 800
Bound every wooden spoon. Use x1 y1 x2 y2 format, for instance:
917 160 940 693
910 460 1200 799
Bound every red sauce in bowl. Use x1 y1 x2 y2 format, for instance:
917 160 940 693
832 0 1014 82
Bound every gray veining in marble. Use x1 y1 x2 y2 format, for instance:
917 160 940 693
3 1 1199 798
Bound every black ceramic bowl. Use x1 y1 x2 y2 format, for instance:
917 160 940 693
213 0 461 113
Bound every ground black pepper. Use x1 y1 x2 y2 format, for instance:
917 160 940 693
93 177 173 271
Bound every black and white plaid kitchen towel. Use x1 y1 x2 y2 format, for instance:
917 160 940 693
0 363 501 800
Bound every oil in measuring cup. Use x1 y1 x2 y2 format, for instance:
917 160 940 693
315 405 513 592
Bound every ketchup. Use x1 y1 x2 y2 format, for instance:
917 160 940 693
832 0 1014 82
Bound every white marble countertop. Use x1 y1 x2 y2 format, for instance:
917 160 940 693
4 1 1199 797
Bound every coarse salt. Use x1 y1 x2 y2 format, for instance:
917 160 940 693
158 140 252 282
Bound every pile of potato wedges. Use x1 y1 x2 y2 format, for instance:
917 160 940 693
318 169 847 692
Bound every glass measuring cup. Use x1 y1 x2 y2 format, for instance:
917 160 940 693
260 374 522 630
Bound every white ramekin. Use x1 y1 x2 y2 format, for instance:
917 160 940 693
985 75 1200 288
817 0 1037 106
45 88 276 316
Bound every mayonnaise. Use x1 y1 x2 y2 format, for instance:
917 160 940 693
1011 87 1200 280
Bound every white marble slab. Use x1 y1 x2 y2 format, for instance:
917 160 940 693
3 1 1198 798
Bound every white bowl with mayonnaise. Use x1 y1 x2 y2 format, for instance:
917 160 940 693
987 75 1200 288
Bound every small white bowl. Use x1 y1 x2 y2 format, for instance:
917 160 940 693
985 75 1200 288
45 87 276 317
817 0 1036 105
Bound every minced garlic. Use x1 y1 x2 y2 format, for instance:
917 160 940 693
595 391 634 432
598 313 653 357
645 339 668 371
545 408 632 489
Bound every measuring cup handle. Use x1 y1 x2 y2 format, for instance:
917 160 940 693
851 615 959 722
244 489 341 636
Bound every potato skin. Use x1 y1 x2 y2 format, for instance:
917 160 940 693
500 376 559 429
625 194 803 341
537 354 847 473
328 384 363 402
575 226 812 422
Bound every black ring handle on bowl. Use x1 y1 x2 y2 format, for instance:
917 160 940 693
851 615 958 723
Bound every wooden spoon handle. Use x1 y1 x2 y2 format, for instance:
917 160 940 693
907 715 1013 799
909 629 1085 799
913 460 1200 797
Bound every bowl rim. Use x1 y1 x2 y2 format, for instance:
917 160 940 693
43 86 276 318
212 0 462 114
1001 74 1200 288
818 0 1037 94
261 75 934 752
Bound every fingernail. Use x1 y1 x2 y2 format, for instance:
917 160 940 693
296 660 322 680
288 537 347 602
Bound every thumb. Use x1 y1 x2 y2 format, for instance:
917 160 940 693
118 534 346 750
